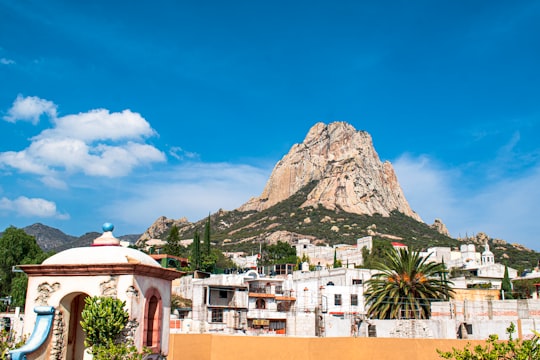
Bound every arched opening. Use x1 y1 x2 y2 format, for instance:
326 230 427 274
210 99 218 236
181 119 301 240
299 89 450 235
255 298 266 309
60 292 89 360
143 288 162 353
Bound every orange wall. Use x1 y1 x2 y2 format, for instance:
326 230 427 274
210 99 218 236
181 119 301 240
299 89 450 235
169 334 484 360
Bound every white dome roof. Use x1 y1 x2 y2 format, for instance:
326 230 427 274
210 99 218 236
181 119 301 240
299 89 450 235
43 246 160 267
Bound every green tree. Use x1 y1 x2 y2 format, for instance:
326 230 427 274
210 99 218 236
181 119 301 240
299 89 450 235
210 248 235 272
332 249 342 268
0 226 51 308
438 323 539 359
199 215 217 272
191 230 201 270
9 275 28 308
360 239 394 269
261 241 297 266
296 254 311 270
501 265 514 300
203 215 211 256
200 251 217 273
364 248 454 319
162 225 187 258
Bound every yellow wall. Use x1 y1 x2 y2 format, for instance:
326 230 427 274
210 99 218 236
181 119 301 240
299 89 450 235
452 288 500 301
169 334 484 360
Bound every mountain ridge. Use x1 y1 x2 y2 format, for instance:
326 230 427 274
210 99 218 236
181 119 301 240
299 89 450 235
239 122 421 221
0 223 141 253
5 121 539 271
135 121 539 270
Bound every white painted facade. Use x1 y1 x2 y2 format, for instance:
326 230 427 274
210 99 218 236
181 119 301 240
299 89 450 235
294 236 372 268
420 243 518 290
173 267 374 337
18 226 180 359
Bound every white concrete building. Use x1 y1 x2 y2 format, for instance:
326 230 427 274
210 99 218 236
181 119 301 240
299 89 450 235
173 267 374 337
294 236 372 268
420 243 518 290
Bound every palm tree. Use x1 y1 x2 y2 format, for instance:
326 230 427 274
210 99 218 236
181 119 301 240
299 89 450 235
364 248 453 319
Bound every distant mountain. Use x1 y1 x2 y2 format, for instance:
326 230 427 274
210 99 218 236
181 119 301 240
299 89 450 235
22 223 78 252
11 122 538 272
137 122 540 271
0 223 142 253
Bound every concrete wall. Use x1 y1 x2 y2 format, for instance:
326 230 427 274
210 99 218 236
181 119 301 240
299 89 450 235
169 334 485 360
432 299 540 321
450 288 500 301
364 318 540 341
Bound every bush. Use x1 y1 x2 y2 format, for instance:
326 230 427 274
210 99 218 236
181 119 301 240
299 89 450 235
0 329 25 360
80 296 150 359
91 340 150 360
437 323 539 359
80 296 129 348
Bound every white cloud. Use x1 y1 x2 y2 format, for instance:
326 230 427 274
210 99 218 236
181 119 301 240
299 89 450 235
83 142 165 177
393 153 540 251
36 109 156 142
0 58 15 65
3 94 57 124
40 176 68 189
0 149 51 175
0 96 166 180
107 162 270 228
458 166 540 245
393 154 461 225
169 146 199 160
0 196 69 219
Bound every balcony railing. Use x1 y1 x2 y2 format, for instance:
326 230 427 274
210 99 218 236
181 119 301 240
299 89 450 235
248 285 290 296
249 286 271 294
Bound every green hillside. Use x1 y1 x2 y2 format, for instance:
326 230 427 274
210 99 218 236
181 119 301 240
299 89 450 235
167 181 539 272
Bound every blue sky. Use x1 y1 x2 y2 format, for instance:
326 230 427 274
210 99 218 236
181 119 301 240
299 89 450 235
1 1 539 250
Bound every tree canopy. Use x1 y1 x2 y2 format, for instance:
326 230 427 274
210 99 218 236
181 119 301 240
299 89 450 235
162 225 189 258
0 226 51 308
501 265 514 300
191 230 201 270
364 248 454 319
260 241 297 266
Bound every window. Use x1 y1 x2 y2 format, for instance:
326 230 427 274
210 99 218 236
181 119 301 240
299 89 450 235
219 290 228 298
256 298 266 309
368 324 377 337
211 308 223 323
457 323 473 338
350 294 358 306
352 279 363 285
334 294 342 306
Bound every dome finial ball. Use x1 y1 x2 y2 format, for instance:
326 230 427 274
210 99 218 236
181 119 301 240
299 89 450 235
102 222 114 232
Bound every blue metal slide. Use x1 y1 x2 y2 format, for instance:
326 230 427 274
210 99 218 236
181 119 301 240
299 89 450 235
9 306 55 360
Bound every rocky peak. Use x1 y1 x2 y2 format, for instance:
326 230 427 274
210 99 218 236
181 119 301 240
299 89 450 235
239 122 421 221
137 215 190 243
430 218 450 237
